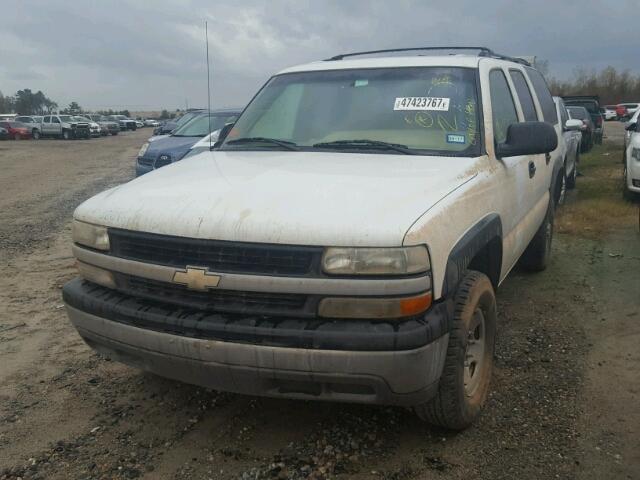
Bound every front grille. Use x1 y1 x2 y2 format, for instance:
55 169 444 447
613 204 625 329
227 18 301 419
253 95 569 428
108 228 321 276
115 273 311 316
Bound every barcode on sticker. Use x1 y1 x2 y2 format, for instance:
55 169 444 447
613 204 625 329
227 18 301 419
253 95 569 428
394 97 450 111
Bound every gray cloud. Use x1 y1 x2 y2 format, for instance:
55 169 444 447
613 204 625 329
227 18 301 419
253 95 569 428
1 0 637 111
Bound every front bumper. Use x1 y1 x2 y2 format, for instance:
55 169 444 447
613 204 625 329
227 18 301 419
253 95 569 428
63 278 449 406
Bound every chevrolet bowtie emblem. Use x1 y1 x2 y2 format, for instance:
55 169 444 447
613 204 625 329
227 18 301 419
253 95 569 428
172 267 221 291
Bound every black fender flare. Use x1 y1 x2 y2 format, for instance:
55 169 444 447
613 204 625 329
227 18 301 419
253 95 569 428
441 213 503 298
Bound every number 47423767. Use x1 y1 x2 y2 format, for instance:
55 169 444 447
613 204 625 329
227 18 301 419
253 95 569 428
394 97 450 111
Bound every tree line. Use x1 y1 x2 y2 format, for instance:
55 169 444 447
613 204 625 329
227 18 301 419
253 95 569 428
547 66 640 106
0 89 132 117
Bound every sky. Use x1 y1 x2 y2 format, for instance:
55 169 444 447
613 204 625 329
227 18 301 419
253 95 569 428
1 0 638 111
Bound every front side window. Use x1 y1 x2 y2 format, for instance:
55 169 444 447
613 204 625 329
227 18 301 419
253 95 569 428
52 117 61 124
489 69 518 144
509 70 538 121
223 67 481 155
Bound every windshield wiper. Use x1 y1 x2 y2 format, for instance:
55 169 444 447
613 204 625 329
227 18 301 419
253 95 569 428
225 137 299 151
312 139 416 155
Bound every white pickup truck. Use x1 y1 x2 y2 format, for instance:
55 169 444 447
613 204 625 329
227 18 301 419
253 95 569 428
64 47 561 429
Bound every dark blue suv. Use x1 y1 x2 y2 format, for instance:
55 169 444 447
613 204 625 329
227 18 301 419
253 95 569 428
136 109 241 176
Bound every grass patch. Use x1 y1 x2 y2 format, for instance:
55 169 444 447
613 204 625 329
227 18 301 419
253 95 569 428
556 141 639 237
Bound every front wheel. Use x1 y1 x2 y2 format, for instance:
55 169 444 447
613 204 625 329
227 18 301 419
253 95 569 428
32 129 40 140
62 130 71 140
414 271 496 430
14 133 21 140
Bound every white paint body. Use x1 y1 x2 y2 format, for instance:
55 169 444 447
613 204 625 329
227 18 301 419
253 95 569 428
625 129 640 194
74 54 558 300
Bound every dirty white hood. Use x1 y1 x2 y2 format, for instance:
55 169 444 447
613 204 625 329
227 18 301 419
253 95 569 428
75 151 479 247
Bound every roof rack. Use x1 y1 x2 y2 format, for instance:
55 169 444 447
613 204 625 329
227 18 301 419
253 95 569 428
324 46 531 66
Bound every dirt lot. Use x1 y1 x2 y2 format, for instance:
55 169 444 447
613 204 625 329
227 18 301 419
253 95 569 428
0 125 638 480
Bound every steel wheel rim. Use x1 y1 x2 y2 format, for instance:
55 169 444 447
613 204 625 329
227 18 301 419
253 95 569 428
464 308 486 397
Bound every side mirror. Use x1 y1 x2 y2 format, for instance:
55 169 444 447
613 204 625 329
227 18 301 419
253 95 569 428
496 121 557 159
212 122 235 149
564 119 583 131
624 122 637 132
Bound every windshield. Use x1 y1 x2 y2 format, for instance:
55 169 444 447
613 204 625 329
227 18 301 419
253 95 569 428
73 116 89 121
59 115 72 121
173 113 239 137
174 112 201 128
222 67 480 155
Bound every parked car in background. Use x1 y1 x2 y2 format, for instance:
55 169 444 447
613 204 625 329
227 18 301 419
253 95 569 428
37 114 91 139
602 105 617 120
136 109 241 176
554 97 583 203
0 121 31 140
136 120 144 129
567 106 594 152
75 116 102 137
623 120 640 200
562 96 603 144
107 115 137 131
618 103 639 120
86 114 120 136
15 116 43 137
0 126 9 140
153 110 205 135
144 119 159 127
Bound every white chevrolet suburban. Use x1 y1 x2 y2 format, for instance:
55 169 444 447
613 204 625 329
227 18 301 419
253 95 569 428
64 47 560 429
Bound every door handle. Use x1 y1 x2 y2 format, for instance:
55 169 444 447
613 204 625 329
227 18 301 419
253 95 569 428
528 161 536 178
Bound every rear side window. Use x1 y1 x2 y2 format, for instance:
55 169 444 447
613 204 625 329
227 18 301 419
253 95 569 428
509 70 538 121
489 69 518 144
525 67 558 124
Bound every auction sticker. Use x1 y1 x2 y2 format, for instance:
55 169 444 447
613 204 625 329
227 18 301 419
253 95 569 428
394 97 450 111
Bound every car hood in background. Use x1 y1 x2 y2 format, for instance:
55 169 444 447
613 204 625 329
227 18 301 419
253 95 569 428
77 151 480 247
141 135 202 161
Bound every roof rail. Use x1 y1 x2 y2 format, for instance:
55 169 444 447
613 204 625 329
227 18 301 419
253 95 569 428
324 46 531 66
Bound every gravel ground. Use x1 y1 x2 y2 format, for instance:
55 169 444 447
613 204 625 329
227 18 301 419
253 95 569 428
0 125 638 479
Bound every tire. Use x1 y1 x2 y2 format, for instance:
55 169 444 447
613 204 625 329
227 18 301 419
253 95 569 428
566 151 578 190
414 271 496 430
14 133 21 140
32 129 40 140
112 131 118 136
62 130 71 140
520 199 554 272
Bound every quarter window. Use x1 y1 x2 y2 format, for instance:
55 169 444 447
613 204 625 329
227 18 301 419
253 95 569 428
509 70 538 121
525 67 558 124
489 70 518 144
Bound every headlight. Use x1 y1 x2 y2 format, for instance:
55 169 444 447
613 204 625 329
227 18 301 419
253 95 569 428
138 142 149 157
322 246 430 276
72 220 109 251
632 148 640 161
